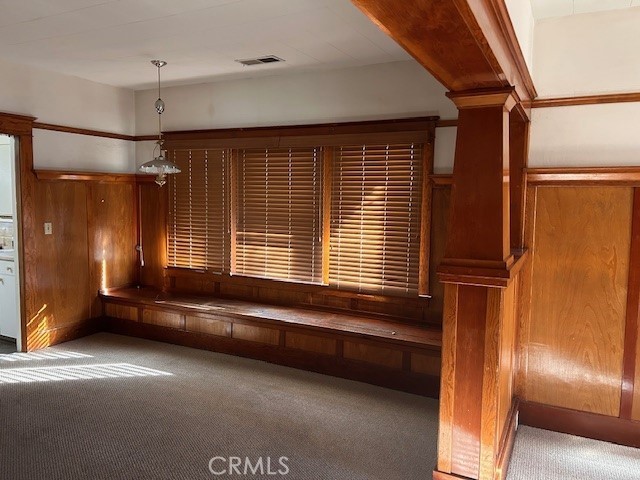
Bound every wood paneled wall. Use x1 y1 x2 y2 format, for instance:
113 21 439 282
28 181 91 349
517 185 637 420
87 182 137 316
24 176 137 350
138 182 166 290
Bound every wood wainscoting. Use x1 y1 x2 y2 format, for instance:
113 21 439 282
24 171 138 350
516 181 640 436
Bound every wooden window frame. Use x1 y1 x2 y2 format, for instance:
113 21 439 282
163 117 438 317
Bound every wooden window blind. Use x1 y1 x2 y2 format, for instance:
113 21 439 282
235 147 322 283
330 143 423 296
168 149 228 273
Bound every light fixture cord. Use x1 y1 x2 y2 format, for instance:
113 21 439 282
157 64 162 142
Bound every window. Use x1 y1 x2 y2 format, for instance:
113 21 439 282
163 119 434 302
235 147 322 283
330 143 423 296
168 149 228 273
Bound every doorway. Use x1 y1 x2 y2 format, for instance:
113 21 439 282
0 134 22 353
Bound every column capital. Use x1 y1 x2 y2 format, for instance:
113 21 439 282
446 87 518 111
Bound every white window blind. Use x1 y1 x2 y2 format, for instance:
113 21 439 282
235 147 322 283
330 143 422 296
168 149 228 273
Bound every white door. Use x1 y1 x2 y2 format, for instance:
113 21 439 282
0 271 17 339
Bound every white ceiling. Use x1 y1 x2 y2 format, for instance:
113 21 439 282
531 0 640 19
0 0 411 90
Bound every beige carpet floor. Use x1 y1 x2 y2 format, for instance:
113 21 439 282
0 333 637 479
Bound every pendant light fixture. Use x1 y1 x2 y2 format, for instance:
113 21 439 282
139 60 180 186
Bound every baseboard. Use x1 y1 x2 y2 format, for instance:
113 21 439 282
104 317 440 398
519 401 640 449
496 398 519 480
432 471 469 480
28 317 104 350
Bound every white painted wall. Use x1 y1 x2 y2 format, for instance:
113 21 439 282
135 61 458 171
0 56 136 172
0 57 134 132
529 103 640 167
505 0 535 73
434 127 457 174
33 130 136 173
534 7 640 97
135 61 456 134
528 8 640 168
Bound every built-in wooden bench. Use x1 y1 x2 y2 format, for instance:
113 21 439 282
100 287 442 397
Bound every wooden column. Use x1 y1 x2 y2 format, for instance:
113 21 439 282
509 107 530 251
435 88 525 480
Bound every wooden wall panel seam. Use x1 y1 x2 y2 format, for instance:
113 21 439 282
515 186 538 400
621 188 640 419
437 284 458 474
479 288 502 480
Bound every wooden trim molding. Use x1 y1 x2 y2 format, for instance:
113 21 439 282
526 167 640 186
0 111 36 352
0 112 36 136
419 139 435 295
495 399 519 480
531 92 640 109
436 119 458 128
29 118 448 143
164 117 439 142
438 169 640 186
620 188 640 419
437 251 528 288
430 175 454 186
33 122 141 142
34 170 155 183
519 401 640 449
447 87 518 111
433 472 470 480
487 0 537 100
33 121 158 142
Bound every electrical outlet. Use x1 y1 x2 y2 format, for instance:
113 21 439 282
44 222 52 235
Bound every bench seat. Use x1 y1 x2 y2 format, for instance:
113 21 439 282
100 287 442 397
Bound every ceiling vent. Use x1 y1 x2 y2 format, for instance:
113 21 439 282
236 55 285 66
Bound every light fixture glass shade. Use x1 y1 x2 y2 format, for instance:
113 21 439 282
139 152 181 187
139 155 181 175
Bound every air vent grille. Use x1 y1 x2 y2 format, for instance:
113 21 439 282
236 55 285 66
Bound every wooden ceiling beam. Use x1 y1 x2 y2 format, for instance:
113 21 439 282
350 0 536 100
